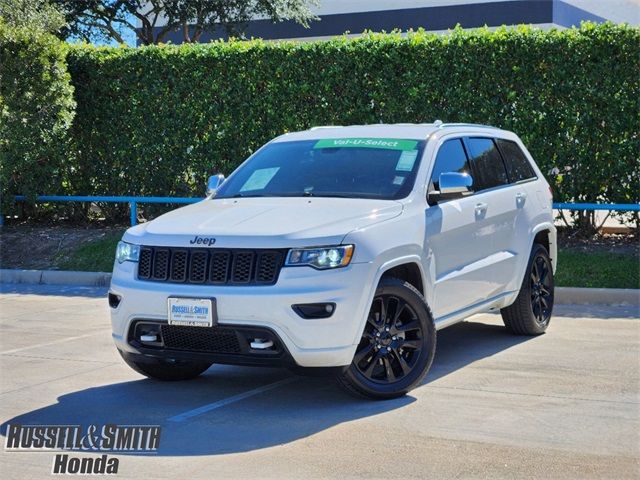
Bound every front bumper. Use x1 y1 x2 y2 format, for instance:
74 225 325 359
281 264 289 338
109 261 376 368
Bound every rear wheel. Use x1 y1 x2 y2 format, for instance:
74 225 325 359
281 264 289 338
118 350 212 381
501 243 554 335
337 277 436 400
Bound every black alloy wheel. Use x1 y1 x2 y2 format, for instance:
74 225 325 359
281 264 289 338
354 294 423 383
337 277 436 399
501 243 555 336
530 253 553 326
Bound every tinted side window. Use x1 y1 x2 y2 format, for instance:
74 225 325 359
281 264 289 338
496 139 536 182
466 138 509 191
430 139 471 190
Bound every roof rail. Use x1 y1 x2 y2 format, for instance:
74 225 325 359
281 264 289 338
438 122 497 129
309 125 343 130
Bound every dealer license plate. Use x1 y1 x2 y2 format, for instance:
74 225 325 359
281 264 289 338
168 297 216 327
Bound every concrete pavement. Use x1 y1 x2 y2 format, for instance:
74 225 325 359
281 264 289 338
0 284 638 479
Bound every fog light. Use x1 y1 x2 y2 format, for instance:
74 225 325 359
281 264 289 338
135 323 162 345
250 338 274 349
292 303 336 319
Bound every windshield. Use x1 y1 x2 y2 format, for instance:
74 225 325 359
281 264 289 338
214 138 426 200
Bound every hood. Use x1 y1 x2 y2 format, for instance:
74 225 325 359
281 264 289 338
123 197 403 248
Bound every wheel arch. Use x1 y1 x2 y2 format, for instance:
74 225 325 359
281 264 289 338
530 222 557 272
380 261 425 296
350 255 430 347
506 222 557 301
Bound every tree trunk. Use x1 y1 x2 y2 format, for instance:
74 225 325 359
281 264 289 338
182 22 191 43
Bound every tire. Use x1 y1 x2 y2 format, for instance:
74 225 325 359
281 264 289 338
501 243 554 335
337 277 436 400
118 350 212 381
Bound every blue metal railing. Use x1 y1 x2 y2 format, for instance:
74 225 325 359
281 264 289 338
552 202 639 212
11 195 202 226
5 195 640 227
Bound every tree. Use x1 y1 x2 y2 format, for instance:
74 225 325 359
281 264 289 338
0 0 66 33
55 0 319 45
0 20 76 213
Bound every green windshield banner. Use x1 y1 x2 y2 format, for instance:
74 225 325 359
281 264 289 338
314 138 418 151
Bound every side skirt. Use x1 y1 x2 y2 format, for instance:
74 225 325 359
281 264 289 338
434 290 518 330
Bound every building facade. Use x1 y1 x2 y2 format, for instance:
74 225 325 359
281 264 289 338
138 0 639 44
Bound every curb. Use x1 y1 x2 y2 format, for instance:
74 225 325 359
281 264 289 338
0 269 112 287
554 287 639 306
0 269 638 306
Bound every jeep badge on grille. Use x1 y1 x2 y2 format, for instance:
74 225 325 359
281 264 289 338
190 236 216 246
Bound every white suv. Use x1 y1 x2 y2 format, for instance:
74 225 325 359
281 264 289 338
109 123 556 399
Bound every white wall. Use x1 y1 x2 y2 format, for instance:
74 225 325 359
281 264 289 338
311 0 501 16
562 0 639 24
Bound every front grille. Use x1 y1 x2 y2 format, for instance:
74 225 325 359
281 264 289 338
160 325 241 353
137 246 285 285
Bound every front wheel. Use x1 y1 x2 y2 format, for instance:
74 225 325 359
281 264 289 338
337 277 436 400
501 243 555 335
118 350 212 381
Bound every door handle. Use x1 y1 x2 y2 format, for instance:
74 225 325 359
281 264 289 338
516 192 527 207
475 202 488 214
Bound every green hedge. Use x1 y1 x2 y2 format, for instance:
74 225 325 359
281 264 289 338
0 22 75 209
2 23 639 223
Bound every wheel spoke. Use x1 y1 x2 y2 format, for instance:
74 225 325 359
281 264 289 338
536 297 544 322
382 296 393 323
399 339 422 350
392 350 412 375
362 351 381 377
367 298 383 328
392 299 408 325
366 316 379 331
354 343 375 364
538 258 548 283
531 262 540 283
363 328 375 339
540 295 549 310
382 356 396 382
395 319 420 333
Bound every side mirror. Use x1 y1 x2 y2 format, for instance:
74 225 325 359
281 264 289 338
428 172 473 205
206 173 225 196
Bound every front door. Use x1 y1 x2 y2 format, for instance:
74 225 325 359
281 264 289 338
424 137 497 319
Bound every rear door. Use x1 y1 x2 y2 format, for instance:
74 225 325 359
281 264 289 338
494 138 541 290
424 137 496 319
464 137 522 297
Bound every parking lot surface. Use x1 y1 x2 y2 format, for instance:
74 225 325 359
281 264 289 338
0 283 638 479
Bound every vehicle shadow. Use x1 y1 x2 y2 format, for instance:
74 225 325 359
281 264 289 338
427 318 533 383
1 319 534 457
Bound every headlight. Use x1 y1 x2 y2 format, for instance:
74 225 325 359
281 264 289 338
116 241 141 263
285 245 354 270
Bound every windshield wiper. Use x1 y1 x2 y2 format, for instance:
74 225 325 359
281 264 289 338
229 193 267 198
225 192 369 199
273 192 359 199
304 193 361 199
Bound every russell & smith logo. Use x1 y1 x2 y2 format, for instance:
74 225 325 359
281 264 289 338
4 424 161 475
